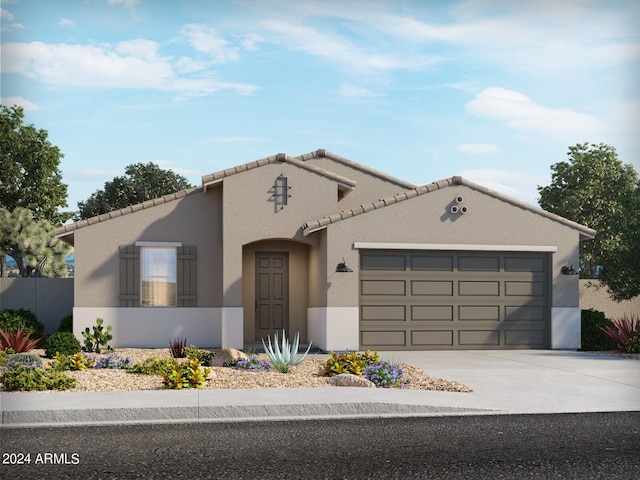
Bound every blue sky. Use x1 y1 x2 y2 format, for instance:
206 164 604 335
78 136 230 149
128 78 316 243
2 0 638 214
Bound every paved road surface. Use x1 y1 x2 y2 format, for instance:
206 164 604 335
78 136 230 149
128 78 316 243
2 412 639 479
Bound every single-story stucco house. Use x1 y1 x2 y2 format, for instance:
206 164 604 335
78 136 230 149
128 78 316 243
55 149 596 351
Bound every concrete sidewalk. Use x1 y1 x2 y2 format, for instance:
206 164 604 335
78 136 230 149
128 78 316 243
1 351 638 427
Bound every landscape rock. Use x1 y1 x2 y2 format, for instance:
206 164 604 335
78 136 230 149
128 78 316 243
328 373 376 388
210 348 248 367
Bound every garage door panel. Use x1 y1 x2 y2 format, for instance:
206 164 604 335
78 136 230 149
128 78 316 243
361 254 406 270
459 330 500 345
361 280 406 296
459 256 500 271
505 330 545 346
459 281 500 296
359 251 549 350
361 330 406 347
411 280 453 296
411 305 454 321
411 330 453 346
411 255 454 271
459 305 500 321
505 257 545 272
361 305 406 321
505 305 545 321
505 281 544 296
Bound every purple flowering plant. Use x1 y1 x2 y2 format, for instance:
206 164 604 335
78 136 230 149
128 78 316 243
233 356 273 372
364 361 409 388
92 352 133 369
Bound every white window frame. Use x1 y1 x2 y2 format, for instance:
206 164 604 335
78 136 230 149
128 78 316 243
136 242 181 307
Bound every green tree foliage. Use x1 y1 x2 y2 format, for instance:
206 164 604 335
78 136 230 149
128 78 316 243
76 162 193 220
537 143 639 280
0 105 72 225
0 207 72 277
597 186 640 300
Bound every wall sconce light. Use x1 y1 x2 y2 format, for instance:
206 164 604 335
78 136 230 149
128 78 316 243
336 258 353 272
561 265 578 275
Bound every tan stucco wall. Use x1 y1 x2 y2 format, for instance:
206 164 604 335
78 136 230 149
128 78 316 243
73 189 222 307
580 280 640 319
322 184 582 309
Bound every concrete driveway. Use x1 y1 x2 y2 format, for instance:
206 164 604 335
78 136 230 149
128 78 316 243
381 350 640 414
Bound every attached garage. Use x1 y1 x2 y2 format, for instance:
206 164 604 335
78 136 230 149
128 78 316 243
359 248 551 350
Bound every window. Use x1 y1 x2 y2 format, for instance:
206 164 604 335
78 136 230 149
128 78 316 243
140 247 177 306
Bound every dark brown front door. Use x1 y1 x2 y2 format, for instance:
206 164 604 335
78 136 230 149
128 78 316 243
255 252 289 340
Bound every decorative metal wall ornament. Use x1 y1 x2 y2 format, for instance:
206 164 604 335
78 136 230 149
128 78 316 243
272 174 292 210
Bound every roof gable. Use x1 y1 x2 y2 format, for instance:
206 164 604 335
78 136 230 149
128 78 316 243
302 176 597 240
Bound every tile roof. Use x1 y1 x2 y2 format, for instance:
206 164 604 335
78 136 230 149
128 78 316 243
202 151 358 190
301 176 597 239
55 187 203 241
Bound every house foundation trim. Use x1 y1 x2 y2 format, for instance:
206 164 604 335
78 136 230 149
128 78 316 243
308 307 359 352
72 307 222 348
551 307 581 349
353 242 558 252
221 307 244 350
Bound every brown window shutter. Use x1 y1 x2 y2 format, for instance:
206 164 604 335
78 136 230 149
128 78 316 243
177 246 197 307
119 245 140 307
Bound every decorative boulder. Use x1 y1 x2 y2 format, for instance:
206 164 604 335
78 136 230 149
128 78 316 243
328 373 376 388
210 348 248 367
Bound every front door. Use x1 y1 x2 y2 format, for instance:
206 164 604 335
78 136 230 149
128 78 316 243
255 252 289 340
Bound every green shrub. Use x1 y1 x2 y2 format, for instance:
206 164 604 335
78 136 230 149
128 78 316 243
58 314 73 333
6 352 43 369
0 365 76 391
0 308 44 337
52 352 93 371
323 350 381 377
45 332 81 358
581 309 616 351
82 318 113 353
0 350 10 366
625 331 640 354
127 357 179 376
161 358 211 389
185 345 213 366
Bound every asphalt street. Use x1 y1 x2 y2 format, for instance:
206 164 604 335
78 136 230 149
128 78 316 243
2 411 639 479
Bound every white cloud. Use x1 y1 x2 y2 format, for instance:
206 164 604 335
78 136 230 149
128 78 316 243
0 96 40 110
457 143 500 155
466 87 606 135
179 24 239 63
260 19 437 73
334 84 377 98
241 33 264 51
66 169 121 181
58 17 76 27
1 8 14 21
1 41 258 97
459 168 547 207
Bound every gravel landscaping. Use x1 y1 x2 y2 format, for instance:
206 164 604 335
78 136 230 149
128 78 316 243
4 348 474 393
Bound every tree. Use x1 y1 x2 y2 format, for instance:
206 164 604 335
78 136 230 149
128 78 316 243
76 162 193 220
537 143 639 279
0 105 72 225
597 186 640 301
0 207 72 278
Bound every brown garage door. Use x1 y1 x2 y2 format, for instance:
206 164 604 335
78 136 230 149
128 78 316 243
359 250 550 350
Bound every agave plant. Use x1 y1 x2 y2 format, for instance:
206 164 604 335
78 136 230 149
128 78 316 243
600 314 640 352
261 330 312 373
0 327 43 353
